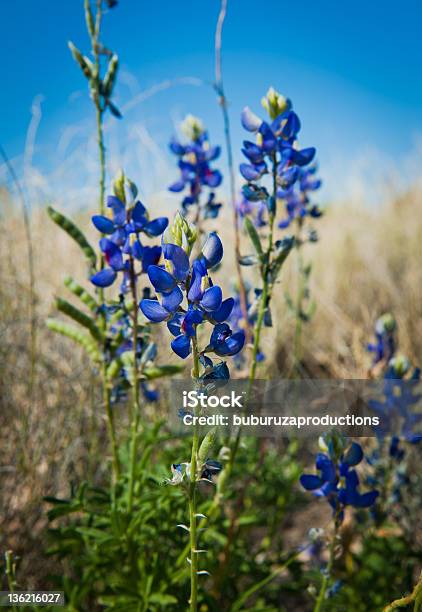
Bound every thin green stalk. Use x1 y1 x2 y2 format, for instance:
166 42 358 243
313 516 339 612
88 0 106 215
103 363 121 485
95 105 106 216
5 551 18 612
188 333 201 612
229 154 277 465
214 0 250 341
89 0 120 480
127 255 140 513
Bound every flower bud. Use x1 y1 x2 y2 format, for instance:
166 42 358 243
163 211 198 255
389 354 410 377
113 169 126 203
261 87 291 120
181 114 205 142
376 312 396 335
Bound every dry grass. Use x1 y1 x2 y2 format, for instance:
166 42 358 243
1 182 422 585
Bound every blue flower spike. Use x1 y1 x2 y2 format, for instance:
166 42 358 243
140 213 245 372
89 171 168 292
168 115 223 223
300 433 379 520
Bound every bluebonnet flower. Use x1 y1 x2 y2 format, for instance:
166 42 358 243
167 459 222 486
90 174 168 290
367 312 396 367
140 213 245 364
369 355 422 448
99 299 160 405
236 193 267 228
228 285 265 369
278 165 323 229
240 88 316 217
168 115 223 220
300 434 379 521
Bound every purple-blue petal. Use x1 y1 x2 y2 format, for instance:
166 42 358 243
171 334 192 359
167 312 184 337
169 179 186 193
300 474 324 491
201 232 223 269
200 286 223 312
143 217 168 237
141 245 162 272
148 265 176 293
210 297 234 323
343 442 363 467
241 106 262 132
163 243 190 282
92 215 115 234
90 268 117 287
107 195 126 225
162 286 184 312
239 163 262 181
140 299 170 322
131 200 147 225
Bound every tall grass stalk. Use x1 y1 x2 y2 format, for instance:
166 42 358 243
82 0 120 479
227 154 278 473
0 146 37 402
214 0 251 341
292 218 306 376
90 0 106 215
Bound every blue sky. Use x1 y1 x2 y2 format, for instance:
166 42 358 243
1 0 422 203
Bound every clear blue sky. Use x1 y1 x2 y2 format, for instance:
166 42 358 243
1 0 422 202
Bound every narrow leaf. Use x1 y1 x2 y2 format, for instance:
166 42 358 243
56 297 102 340
68 41 93 80
64 276 98 312
244 216 263 256
198 427 217 465
47 205 96 267
46 318 102 362
143 364 185 380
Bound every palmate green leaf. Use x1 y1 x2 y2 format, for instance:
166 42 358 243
64 276 98 312
244 216 263 257
47 205 97 267
143 364 185 379
56 297 102 341
46 319 102 362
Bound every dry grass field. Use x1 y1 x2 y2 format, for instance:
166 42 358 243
1 181 422 589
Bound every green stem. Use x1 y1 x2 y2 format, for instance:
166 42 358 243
214 154 278 496
103 363 121 485
383 572 422 611
127 256 140 513
214 0 250 341
95 105 106 216
313 518 339 612
5 551 18 612
188 333 201 612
